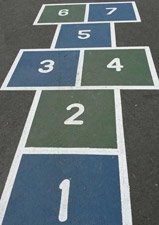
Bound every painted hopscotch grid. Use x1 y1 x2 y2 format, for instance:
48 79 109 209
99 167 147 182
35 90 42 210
1 47 159 90
0 89 133 225
0 1 157 224
33 1 141 25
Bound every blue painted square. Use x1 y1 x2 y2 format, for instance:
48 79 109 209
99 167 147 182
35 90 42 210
3 155 122 225
8 51 79 87
55 23 111 48
88 3 137 22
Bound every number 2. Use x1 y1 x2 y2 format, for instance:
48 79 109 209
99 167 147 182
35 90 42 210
38 59 55 74
64 103 85 125
106 7 117 15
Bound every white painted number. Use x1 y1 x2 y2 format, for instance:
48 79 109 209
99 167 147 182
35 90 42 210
78 30 91 39
64 103 84 125
58 179 70 222
106 7 117 15
107 58 124 72
58 9 69 16
38 59 55 74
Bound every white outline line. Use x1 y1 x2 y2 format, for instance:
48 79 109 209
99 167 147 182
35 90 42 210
50 24 61 49
0 90 42 224
33 4 45 26
33 1 141 26
35 20 140 26
145 47 159 88
2 86 159 91
23 147 118 155
110 23 116 47
114 89 133 225
75 50 84 87
132 1 141 22
84 4 89 22
1 50 23 90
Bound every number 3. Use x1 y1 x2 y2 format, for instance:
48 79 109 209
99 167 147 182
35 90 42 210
38 59 55 74
64 103 85 125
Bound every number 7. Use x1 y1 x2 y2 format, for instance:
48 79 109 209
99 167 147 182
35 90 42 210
106 7 117 15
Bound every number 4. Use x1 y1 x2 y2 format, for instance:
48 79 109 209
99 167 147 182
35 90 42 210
107 58 124 72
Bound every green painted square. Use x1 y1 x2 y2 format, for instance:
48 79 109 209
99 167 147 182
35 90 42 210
38 5 86 23
82 49 154 86
26 90 117 148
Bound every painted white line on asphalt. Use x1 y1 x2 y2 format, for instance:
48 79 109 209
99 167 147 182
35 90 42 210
145 47 159 88
75 50 84 87
114 89 133 225
50 24 62 49
110 23 116 47
23 147 119 155
0 91 42 224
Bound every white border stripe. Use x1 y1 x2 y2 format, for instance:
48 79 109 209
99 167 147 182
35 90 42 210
0 91 41 224
114 89 133 225
1 50 23 90
132 1 141 22
23 147 119 155
145 47 159 88
84 4 89 22
75 50 84 87
2 86 158 91
50 24 62 49
110 23 116 47
33 4 45 25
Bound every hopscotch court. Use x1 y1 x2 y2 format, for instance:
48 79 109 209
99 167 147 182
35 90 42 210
0 1 159 225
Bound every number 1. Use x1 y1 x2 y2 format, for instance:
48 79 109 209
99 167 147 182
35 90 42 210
58 179 70 222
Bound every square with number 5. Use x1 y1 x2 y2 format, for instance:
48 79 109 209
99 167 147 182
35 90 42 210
4 50 80 88
81 48 155 86
26 90 117 148
3 155 122 225
55 23 111 48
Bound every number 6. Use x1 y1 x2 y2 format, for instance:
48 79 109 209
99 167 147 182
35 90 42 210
58 9 69 16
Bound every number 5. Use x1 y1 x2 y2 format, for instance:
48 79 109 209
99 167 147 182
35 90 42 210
78 30 91 39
